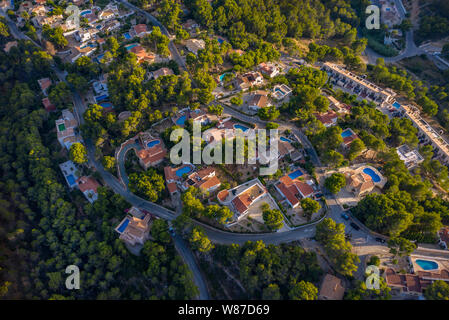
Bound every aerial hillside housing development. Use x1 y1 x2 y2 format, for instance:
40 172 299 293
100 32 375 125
2 0 449 313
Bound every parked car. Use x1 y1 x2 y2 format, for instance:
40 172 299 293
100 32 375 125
341 213 350 221
350 222 360 231
375 237 386 243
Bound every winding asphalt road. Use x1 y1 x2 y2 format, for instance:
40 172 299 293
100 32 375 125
364 0 423 65
1 8 210 299
5 3 449 299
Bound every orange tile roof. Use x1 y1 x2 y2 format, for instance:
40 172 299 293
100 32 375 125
167 182 177 194
164 166 177 181
133 24 147 35
314 110 338 125
76 176 100 193
197 167 215 178
295 180 314 197
277 181 299 207
42 97 55 112
217 189 229 201
232 194 251 215
130 45 155 63
250 94 268 108
38 78 52 92
137 144 166 165
198 175 220 191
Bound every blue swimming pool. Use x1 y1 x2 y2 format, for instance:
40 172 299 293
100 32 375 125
219 72 231 82
393 101 401 109
275 88 285 94
176 166 192 177
67 174 76 186
117 218 130 233
125 43 138 51
124 32 131 40
280 137 291 143
96 53 105 63
341 129 353 138
217 38 224 44
416 259 438 271
99 102 113 109
234 124 249 132
363 168 381 183
147 140 160 148
80 10 92 16
176 115 187 125
80 43 96 49
95 94 108 103
288 169 304 180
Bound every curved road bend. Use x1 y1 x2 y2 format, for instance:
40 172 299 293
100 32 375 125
6 2 448 294
219 105 322 166
116 0 189 74
0 15 210 298
364 0 422 65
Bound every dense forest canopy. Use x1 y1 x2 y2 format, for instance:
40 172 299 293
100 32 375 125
0 41 197 299
184 0 360 49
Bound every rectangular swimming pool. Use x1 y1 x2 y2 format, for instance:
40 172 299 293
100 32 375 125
392 101 401 109
288 169 303 180
234 124 249 132
341 129 353 138
176 166 192 177
66 174 76 186
117 218 130 233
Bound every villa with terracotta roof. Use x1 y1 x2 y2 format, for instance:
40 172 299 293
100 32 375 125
164 164 195 186
135 133 167 170
258 62 279 78
385 267 449 296
248 93 269 111
150 67 174 80
181 167 221 193
38 78 52 96
234 71 264 91
130 45 155 64
274 173 316 208
327 95 350 114
167 182 178 195
314 110 338 127
42 97 56 112
341 128 359 148
115 208 153 247
218 179 267 220
98 4 118 20
130 24 151 38
182 19 199 32
278 139 296 160
343 165 386 197
319 274 345 300
346 171 374 197
76 176 101 203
